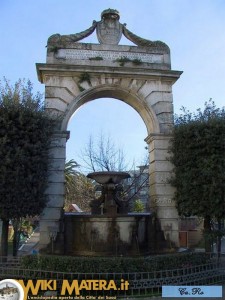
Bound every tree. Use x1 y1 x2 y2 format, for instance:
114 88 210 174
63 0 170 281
132 199 145 212
80 133 128 172
169 100 225 252
64 173 94 212
0 78 55 256
65 159 80 193
64 159 94 212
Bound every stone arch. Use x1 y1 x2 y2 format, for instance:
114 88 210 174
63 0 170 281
61 85 160 134
36 9 183 252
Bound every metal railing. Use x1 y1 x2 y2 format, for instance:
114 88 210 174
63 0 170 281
0 255 225 297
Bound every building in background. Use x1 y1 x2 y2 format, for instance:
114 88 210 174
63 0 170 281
124 165 150 211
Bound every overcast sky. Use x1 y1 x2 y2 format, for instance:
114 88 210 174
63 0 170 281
1 0 225 169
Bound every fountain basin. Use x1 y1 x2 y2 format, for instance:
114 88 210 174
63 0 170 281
64 213 154 256
87 171 130 184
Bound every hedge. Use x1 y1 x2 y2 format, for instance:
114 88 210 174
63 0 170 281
21 253 212 273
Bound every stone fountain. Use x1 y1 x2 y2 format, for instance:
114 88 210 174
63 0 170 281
88 171 131 215
64 171 153 256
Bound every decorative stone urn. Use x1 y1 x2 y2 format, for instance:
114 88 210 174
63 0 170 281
87 171 130 215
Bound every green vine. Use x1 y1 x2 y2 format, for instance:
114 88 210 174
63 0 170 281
132 58 142 65
77 72 91 92
115 56 143 66
78 85 85 92
78 72 91 85
115 56 131 66
132 199 145 212
89 56 103 61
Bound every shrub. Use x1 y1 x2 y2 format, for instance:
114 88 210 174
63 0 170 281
21 253 211 273
133 199 145 212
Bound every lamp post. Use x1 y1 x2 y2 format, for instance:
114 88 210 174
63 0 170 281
48 226 58 254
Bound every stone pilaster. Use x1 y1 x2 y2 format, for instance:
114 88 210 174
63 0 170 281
39 131 69 251
145 133 179 249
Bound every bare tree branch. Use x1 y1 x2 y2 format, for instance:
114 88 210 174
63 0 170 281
80 133 128 171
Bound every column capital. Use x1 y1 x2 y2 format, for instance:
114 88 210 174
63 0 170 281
52 130 70 141
145 133 172 144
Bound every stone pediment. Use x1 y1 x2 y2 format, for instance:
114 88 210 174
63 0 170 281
47 8 169 53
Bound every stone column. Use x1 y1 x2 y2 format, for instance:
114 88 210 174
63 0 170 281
145 133 179 249
39 131 69 251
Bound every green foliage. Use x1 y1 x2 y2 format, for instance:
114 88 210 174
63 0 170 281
64 160 94 212
78 85 85 92
21 253 211 273
132 58 142 65
0 78 55 219
77 73 91 92
65 159 79 186
115 56 131 66
78 73 91 85
65 178 94 212
169 100 225 220
89 57 103 61
115 57 143 66
133 199 145 212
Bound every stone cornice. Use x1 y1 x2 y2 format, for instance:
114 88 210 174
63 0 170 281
36 63 182 84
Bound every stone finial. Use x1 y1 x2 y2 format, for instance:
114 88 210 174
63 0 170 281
101 8 120 20
96 9 123 45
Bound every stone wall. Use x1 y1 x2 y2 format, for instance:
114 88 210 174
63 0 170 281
64 213 153 256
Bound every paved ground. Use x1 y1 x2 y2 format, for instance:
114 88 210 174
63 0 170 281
18 227 40 255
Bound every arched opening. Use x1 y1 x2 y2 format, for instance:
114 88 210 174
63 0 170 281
63 86 159 212
64 99 154 255
65 96 150 213
66 97 148 169
61 85 160 134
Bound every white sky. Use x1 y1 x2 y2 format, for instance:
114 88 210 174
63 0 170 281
1 0 225 169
